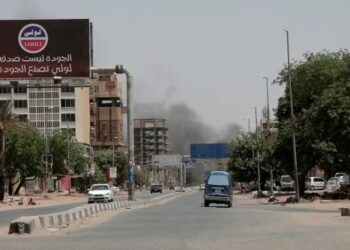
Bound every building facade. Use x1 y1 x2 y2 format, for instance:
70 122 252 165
89 73 124 150
0 78 90 144
134 119 169 167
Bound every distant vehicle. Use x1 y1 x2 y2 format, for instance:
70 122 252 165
88 184 113 203
199 184 205 191
264 181 278 191
279 175 294 191
204 171 233 208
326 177 340 190
150 183 163 193
335 173 350 186
305 177 325 190
169 184 175 190
111 186 120 194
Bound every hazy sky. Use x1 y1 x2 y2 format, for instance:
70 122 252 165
1 0 350 132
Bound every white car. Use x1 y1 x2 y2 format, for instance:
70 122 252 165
305 177 325 190
88 184 114 203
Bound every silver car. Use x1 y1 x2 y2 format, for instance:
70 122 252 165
279 175 294 191
305 177 325 190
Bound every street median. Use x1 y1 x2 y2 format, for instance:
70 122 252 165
8 192 184 235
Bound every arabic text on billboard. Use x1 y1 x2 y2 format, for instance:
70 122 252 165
0 19 90 78
190 143 230 159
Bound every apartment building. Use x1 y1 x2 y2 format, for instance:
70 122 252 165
0 78 90 144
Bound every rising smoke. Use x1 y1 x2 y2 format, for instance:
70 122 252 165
135 102 242 154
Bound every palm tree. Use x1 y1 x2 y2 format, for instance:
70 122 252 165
0 100 14 202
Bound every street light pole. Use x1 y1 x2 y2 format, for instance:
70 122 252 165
44 105 53 197
115 65 135 201
285 30 300 202
112 136 118 186
263 76 274 197
254 106 262 195
244 117 251 133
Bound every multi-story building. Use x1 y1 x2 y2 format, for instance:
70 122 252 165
134 119 169 167
89 73 124 150
0 78 90 144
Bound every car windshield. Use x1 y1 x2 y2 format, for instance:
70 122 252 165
91 185 109 191
208 175 229 186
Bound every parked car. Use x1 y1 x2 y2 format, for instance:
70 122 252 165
279 175 294 191
150 183 163 193
110 186 120 194
88 184 113 203
305 177 325 190
204 171 233 208
169 184 175 190
326 177 340 190
335 173 350 187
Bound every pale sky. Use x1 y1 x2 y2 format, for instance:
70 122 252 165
1 0 350 132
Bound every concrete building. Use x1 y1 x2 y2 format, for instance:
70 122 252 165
0 78 90 144
134 119 169 167
89 73 124 150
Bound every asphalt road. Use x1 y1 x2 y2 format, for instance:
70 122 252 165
0 191 167 227
1 191 350 250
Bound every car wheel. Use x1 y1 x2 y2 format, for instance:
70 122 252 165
310 186 315 191
204 201 209 207
88 201 93 204
228 202 232 208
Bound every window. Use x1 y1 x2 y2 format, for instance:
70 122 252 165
0 87 11 94
14 100 27 108
61 99 75 108
208 175 229 186
14 86 27 94
61 113 75 122
61 86 75 93
18 115 28 122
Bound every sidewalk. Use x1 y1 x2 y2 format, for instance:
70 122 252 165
0 192 87 211
235 192 350 211
0 189 150 211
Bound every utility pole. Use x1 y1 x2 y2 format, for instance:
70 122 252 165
263 76 274 197
115 65 135 201
90 66 135 200
254 106 261 196
285 30 300 202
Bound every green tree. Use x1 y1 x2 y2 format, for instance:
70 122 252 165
0 100 15 201
274 50 350 196
5 124 45 195
94 150 128 185
134 169 148 187
49 130 88 175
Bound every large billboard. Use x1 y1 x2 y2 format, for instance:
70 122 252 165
0 19 90 79
190 143 230 159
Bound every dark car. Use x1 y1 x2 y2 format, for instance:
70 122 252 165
204 171 233 208
150 183 163 193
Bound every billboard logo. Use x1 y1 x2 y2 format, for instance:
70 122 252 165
18 23 48 54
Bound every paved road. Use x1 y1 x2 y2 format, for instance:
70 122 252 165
2 192 350 250
0 191 167 227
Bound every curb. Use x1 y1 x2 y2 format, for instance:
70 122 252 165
8 192 184 235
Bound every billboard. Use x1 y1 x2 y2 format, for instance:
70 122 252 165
0 19 90 78
190 143 230 159
152 154 182 168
